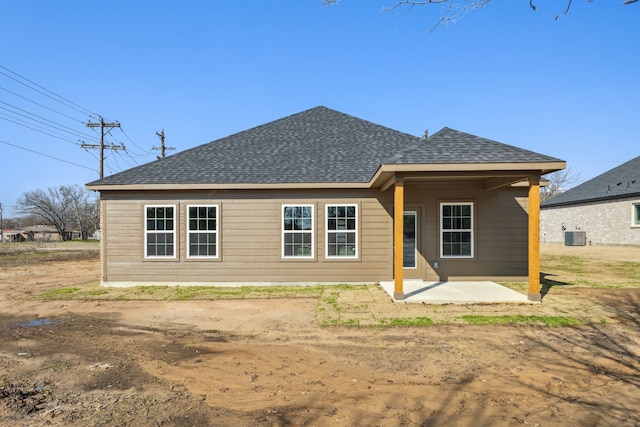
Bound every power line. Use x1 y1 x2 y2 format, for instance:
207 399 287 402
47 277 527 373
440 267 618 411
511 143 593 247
108 149 136 171
0 65 151 177
0 113 82 146
119 126 154 156
82 146 100 161
0 84 84 123
0 101 99 142
0 139 96 172
115 150 136 168
0 64 100 119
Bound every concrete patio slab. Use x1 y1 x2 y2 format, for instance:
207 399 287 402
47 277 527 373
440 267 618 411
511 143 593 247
379 279 533 304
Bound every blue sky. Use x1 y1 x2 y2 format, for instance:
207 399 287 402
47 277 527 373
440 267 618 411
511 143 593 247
1 0 638 213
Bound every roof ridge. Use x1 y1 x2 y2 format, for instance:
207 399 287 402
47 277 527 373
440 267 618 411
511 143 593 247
429 127 555 157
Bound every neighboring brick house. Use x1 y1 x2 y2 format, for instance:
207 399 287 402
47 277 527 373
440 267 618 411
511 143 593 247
541 156 640 246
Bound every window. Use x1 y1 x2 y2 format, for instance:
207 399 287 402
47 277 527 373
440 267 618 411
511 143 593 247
145 206 176 258
326 204 357 258
187 205 218 258
634 203 640 226
403 211 417 268
283 205 313 258
440 202 473 258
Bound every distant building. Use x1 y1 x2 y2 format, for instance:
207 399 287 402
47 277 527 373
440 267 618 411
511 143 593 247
23 225 62 242
541 156 640 246
0 229 32 242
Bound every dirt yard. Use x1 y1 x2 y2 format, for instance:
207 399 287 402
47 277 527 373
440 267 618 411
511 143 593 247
0 243 638 426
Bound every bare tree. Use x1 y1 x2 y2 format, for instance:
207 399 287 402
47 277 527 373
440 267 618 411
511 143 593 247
541 167 580 203
71 190 99 239
323 0 639 31
16 185 99 241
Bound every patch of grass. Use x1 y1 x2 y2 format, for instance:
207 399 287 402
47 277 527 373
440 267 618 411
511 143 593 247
544 255 586 273
319 318 360 327
0 243 38 256
35 283 328 301
39 287 80 299
379 317 434 327
218 285 324 299
316 285 368 327
541 251 640 289
460 315 582 326
609 261 640 281
83 289 109 296
174 287 200 301
321 293 340 312
134 286 166 295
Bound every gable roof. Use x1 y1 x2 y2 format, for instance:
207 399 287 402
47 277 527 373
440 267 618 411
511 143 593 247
542 155 640 207
87 106 563 190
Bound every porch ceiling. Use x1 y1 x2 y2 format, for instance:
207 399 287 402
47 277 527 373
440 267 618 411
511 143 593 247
377 171 539 192
372 161 565 191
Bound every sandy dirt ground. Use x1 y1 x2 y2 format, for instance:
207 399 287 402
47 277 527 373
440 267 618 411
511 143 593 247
0 244 638 426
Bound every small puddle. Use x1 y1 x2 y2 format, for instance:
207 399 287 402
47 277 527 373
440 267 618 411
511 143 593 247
18 318 53 327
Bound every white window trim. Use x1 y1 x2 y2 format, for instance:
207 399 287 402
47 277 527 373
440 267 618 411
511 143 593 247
144 204 177 259
186 204 219 259
440 202 474 259
633 203 640 227
282 204 314 259
325 204 358 259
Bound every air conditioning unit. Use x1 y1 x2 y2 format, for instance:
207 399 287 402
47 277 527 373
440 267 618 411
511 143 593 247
565 231 587 246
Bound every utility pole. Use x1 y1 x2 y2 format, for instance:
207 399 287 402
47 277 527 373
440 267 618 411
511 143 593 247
83 117 125 178
0 202 3 243
152 129 175 159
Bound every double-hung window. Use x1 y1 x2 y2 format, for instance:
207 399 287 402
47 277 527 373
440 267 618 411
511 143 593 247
187 205 218 258
634 203 640 227
283 205 313 258
440 202 473 258
326 204 357 258
145 205 176 258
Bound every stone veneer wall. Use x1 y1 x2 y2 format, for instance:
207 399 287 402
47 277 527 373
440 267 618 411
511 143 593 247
540 196 640 246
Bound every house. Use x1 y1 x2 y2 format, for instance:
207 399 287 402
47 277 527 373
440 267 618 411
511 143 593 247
23 225 61 242
0 229 32 242
541 156 640 246
86 106 564 301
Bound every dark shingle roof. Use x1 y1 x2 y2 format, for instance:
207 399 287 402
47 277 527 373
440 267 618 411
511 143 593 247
392 127 562 164
542 156 640 207
87 106 562 187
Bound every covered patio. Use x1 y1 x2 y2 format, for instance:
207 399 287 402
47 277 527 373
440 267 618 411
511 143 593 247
379 279 533 304
386 175 545 302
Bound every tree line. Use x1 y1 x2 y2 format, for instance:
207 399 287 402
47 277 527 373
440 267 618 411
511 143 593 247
5 185 99 241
